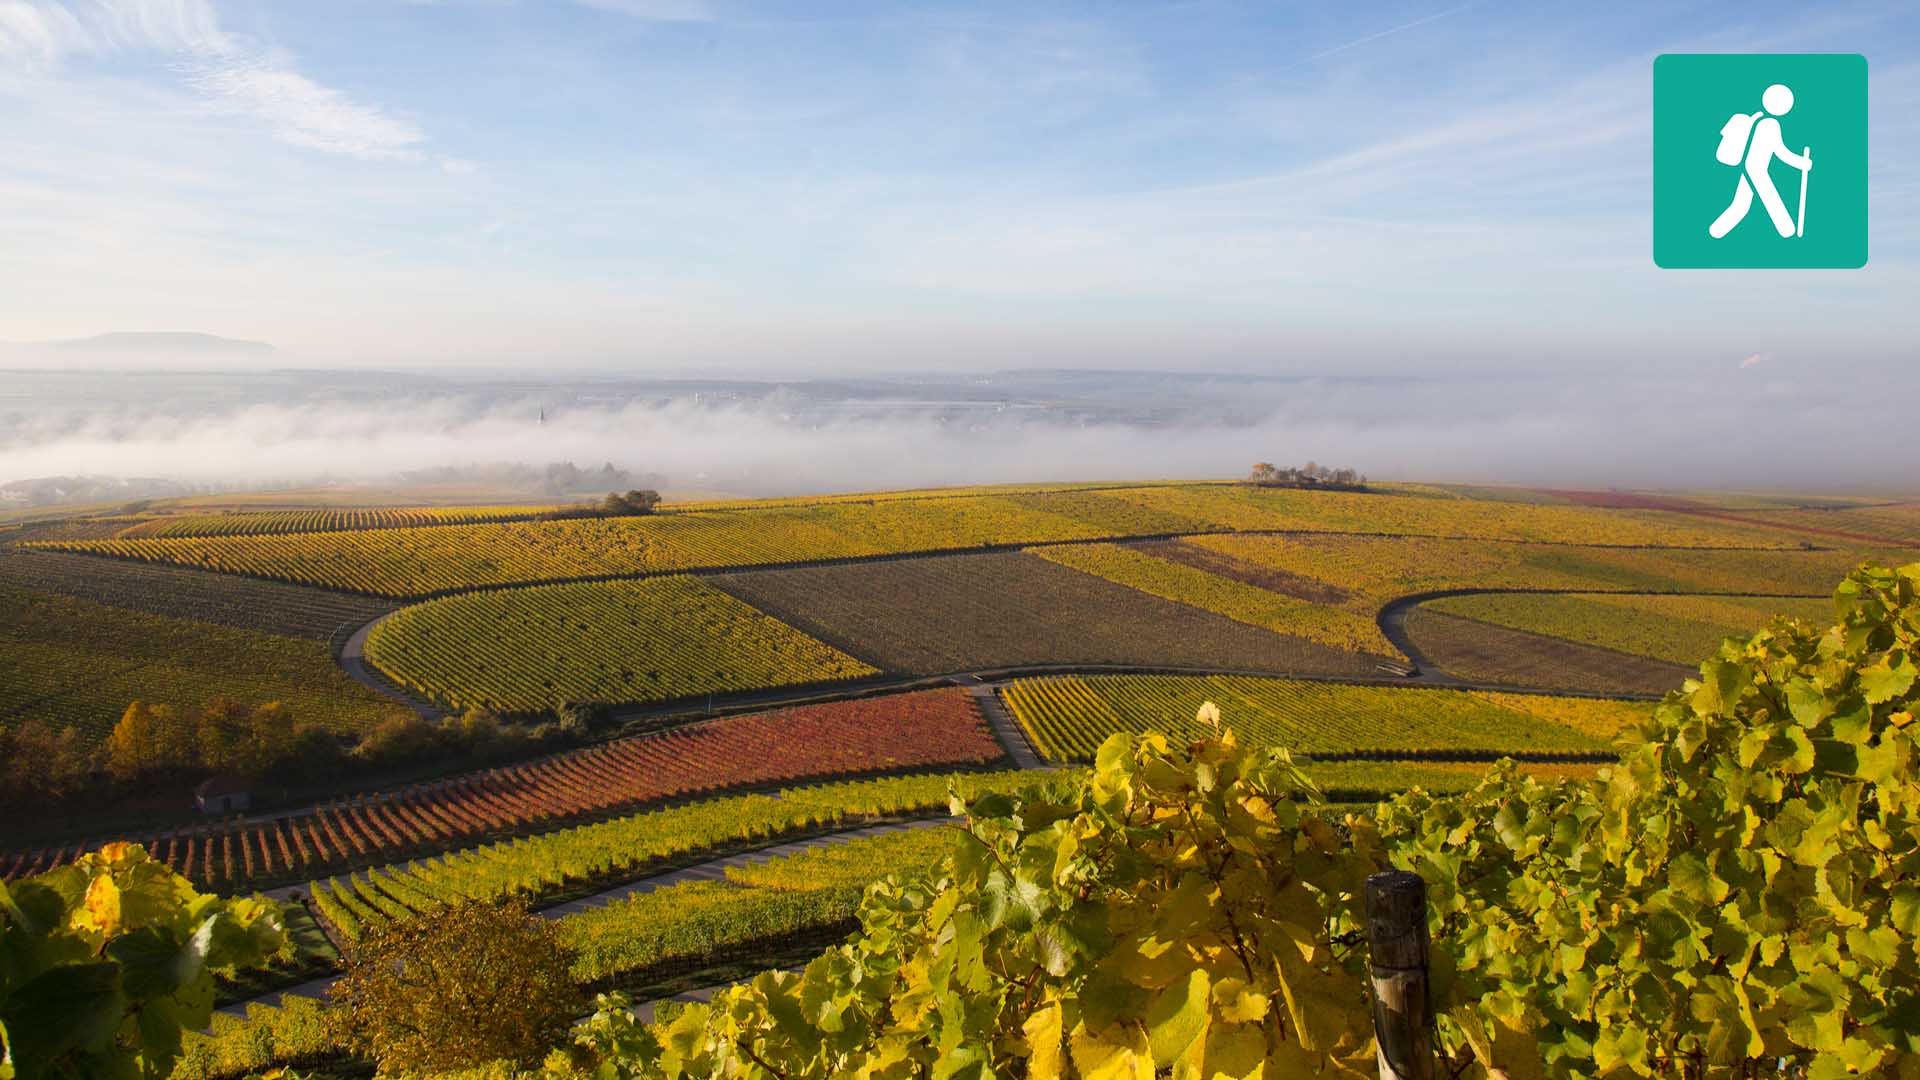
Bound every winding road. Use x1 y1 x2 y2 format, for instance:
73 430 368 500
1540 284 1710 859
218 819 944 1019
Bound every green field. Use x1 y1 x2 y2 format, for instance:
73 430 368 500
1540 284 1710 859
1000 673 1637 761
0 581 400 746
1424 591 1832 664
362 575 878 713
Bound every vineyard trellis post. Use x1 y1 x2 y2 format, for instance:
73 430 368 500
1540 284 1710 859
1365 869 1437 1080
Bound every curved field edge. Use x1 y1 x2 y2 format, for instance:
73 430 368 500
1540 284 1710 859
1422 590 1834 665
361 576 879 714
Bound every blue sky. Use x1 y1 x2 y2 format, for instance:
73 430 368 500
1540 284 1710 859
1 0 1915 375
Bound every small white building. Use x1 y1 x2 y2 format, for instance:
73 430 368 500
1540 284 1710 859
195 776 253 815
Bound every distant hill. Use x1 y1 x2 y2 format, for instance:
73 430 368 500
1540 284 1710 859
46 331 275 354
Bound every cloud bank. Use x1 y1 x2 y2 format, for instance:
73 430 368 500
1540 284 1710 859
0 371 1906 497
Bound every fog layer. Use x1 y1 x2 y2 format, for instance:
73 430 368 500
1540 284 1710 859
0 368 1903 497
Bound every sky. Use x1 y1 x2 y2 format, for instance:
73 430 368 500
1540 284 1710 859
1 0 1916 377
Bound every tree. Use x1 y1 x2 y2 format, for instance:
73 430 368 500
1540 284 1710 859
103 701 159 784
332 898 582 1074
149 704 197 773
0 842 285 1079
600 489 660 516
194 698 250 773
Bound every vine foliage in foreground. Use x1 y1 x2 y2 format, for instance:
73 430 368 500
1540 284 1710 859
557 729 1386 1079
0 843 285 1080
559 560 1919 1079
1381 560 1920 1077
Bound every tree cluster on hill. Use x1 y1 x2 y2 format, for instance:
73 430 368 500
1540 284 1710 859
1246 460 1367 489
537 489 662 521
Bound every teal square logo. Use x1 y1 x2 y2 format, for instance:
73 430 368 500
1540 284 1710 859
1653 53 1867 268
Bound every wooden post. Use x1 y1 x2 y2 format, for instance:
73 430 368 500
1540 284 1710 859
1365 870 1436 1080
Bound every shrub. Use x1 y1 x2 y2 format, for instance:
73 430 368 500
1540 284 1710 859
331 899 583 1075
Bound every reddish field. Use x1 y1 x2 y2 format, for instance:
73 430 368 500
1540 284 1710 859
1538 489 1901 546
0 687 1004 891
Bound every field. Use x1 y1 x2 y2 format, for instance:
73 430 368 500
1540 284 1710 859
363 576 878 713
1725 502 1920 545
116 505 558 539
0 549 392 640
711 551 1382 677
307 771 1041 937
999 673 1636 761
0 581 400 747
1402 608 1695 694
1029 541 1394 654
1423 591 1833 664
32 482 1810 598
1185 532 1883 613
1 691 1005 889
559 826 957 987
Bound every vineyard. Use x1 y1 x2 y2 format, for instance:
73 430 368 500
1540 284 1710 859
1000 673 1631 761
1028 541 1394 655
1424 591 1833 664
308 772 1036 939
1727 501 1920 545
176 826 970 1080
560 826 957 987
363 576 878 712
1186 531 1876 616
116 505 556 539
711 551 1382 677
30 481 1813 599
0 581 399 747
0 549 392 639
1401 607 1696 694
0 690 1006 890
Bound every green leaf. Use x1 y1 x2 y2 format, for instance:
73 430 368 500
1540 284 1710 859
0 962 124 1074
1859 651 1917 704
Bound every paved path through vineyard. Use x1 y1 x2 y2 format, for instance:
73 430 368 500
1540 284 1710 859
216 820 942 1019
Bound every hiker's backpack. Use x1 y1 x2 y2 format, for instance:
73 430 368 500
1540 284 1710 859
1716 110 1764 166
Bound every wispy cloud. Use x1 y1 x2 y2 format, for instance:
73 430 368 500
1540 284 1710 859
571 0 714 21
182 50 424 159
0 0 425 159
1281 2 1481 70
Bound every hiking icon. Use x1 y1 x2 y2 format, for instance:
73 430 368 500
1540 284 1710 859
1709 83 1812 239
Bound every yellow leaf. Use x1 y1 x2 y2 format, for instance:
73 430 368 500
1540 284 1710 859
81 873 122 936
1201 1021 1266 1080
1146 969 1212 1067
1070 1019 1154 1080
1212 978 1271 1024
1024 1001 1067 1080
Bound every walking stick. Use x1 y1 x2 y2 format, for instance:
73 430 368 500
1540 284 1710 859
1796 146 1811 237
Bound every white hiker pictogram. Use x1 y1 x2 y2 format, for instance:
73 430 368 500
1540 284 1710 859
1709 82 1812 239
